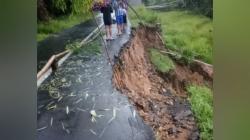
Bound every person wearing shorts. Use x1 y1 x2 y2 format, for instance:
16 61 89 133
116 3 124 35
101 3 114 40
122 5 127 32
123 12 127 24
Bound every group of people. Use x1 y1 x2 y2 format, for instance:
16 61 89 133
100 0 128 40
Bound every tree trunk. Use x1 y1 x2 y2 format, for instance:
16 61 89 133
37 0 50 21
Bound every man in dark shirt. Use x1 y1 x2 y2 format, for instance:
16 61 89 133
101 3 114 40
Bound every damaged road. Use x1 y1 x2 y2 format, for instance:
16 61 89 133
37 23 155 140
37 14 212 139
113 25 213 140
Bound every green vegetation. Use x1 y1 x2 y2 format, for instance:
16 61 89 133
129 6 159 27
129 7 212 64
66 39 101 55
37 15 90 42
143 0 176 6
159 11 213 64
37 0 93 41
182 0 213 18
187 85 213 140
149 48 175 73
37 33 49 42
141 0 213 17
38 0 93 21
81 40 101 55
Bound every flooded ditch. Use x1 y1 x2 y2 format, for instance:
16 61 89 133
113 25 213 140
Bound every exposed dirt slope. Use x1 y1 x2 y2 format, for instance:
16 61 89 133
113 25 213 140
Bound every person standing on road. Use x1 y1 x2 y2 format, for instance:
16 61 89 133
121 4 127 32
112 0 120 34
122 0 128 10
100 2 114 40
116 2 124 35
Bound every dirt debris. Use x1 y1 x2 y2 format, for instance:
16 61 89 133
113 25 212 140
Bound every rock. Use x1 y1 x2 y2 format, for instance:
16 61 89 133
149 101 159 113
162 89 173 97
188 131 199 140
167 127 178 135
162 88 166 93
174 110 192 121
166 100 174 106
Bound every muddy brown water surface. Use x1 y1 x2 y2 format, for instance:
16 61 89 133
113 25 213 140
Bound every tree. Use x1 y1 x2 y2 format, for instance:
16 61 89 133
37 0 50 21
181 0 213 18
37 0 93 21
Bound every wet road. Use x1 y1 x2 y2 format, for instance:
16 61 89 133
37 14 103 71
37 1 143 72
37 21 155 140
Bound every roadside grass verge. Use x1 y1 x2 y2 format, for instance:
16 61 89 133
187 85 213 140
149 48 175 73
37 15 90 42
128 7 212 64
37 33 49 42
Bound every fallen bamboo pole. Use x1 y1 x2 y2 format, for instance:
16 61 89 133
159 50 213 68
156 31 166 46
159 50 213 78
37 22 104 82
37 50 70 80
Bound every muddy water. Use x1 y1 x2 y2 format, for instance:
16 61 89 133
37 15 103 71
37 22 155 140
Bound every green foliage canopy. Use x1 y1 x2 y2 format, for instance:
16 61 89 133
38 0 93 21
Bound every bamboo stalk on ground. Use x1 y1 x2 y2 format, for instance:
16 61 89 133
37 50 70 80
159 50 213 78
159 50 213 68
37 24 103 81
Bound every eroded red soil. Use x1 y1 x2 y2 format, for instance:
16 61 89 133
113 25 213 140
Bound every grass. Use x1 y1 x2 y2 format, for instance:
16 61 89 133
37 15 91 42
65 39 101 55
187 85 213 140
159 11 213 64
129 6 160 27
149 48 175 73
37 33 50 42
81 40 101 55
129 7 213 64
129 7 213 139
